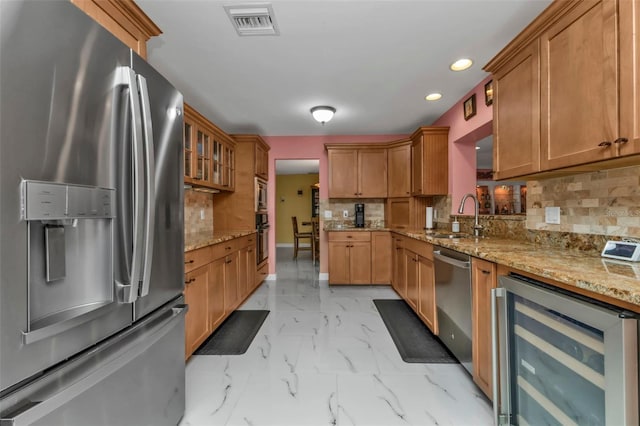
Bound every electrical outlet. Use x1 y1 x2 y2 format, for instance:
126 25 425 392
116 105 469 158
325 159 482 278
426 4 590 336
324 210 332 219
343 210 349 218
545 206 560 224
200 208 205 220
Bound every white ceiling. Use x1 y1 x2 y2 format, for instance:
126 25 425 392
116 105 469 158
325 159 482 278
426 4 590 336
137 0 551 136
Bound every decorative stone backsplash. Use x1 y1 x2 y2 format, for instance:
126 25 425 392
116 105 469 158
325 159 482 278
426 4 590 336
184 189 214 238
526 165 640 238
319 199 385 227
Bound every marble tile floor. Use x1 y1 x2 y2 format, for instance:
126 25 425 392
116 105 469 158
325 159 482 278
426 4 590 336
180 248 493 426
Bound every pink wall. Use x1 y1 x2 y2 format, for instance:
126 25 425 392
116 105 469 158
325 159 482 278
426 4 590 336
433 75 493 215
263 134 407 275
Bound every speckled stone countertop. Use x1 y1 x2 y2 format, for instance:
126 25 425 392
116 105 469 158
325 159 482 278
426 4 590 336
398 229 640 309
185 230 256 252
325 226 640 309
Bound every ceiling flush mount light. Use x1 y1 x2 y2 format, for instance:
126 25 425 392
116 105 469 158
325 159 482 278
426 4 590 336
310 106 336 125
425 93 442 101
450 58 473 71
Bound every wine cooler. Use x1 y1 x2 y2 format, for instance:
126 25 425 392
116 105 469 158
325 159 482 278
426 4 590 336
492 274 638 425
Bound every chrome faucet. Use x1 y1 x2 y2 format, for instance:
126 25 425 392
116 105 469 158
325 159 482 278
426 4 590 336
458 193 483 237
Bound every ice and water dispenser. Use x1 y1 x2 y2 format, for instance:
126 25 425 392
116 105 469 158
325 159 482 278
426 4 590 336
21 180 116 341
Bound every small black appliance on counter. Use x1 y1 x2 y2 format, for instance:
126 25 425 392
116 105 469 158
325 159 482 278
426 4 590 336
355 203 365 228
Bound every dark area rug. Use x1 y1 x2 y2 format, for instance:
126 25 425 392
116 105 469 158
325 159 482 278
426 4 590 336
194 310 269 355
373 299 457 364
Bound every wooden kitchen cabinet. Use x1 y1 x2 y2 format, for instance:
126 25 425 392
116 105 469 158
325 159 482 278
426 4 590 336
471 257 497 399
405 252 419 310
540 0 622 170
410 127 449 196
391 235 407 298
491 41 541 180
327 232 372 285
184 264 210 357
485 0 640 178
371 231 391 284
184 233 261 359
417 254 437 334
184 103 236 192
71 0 160 59
385 196 430 230
208 257 226 332
390 235 437 334
214 135 270 231
326 146 387 198
387 141 412 197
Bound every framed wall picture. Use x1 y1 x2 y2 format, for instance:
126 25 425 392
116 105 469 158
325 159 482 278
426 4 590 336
463 94 476 120
484 80 494 106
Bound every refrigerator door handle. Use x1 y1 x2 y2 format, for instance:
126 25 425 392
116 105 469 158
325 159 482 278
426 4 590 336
136 74 156 298
0 305 187 426
116 66 145 303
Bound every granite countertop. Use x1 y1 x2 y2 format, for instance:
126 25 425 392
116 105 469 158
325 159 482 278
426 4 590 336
185 230 256 252
323 225 640 308
395 229 640 309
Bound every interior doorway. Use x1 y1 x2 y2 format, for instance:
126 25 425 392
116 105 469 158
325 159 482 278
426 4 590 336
274 159 320 266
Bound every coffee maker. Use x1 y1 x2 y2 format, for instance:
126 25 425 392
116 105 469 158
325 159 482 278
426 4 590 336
355 203 365 228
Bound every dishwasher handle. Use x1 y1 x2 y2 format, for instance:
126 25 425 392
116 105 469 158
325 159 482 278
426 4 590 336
433 250 470 269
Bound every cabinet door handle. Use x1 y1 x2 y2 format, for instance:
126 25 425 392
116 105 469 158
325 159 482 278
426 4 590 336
614 137 629 144
185 259 194 264
225 246 232 250
225 259 232 264
598 141 612 147
347 235 352 238
185 278 195 284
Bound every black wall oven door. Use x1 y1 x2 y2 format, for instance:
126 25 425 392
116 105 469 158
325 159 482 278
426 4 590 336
256 213 268 264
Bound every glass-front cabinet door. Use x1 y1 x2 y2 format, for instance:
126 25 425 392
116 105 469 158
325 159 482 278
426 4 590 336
184 121 193 179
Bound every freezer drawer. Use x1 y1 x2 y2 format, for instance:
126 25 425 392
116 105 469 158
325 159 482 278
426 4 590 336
0 299 186 426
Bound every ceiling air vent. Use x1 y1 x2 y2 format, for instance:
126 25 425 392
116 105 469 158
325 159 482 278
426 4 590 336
224 3 279 36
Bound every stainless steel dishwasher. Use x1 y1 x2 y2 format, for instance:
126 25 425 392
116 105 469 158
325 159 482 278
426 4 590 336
433 246 473 374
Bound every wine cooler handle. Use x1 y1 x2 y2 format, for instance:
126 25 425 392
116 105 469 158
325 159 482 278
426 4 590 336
491 287 509 425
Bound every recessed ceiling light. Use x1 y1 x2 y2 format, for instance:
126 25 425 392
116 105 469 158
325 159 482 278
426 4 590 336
425 93 442 101
450 58 473 71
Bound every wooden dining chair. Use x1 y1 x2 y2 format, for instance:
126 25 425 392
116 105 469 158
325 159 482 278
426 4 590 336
292 216 312 259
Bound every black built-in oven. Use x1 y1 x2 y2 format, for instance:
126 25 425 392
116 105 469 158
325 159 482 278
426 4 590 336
256 213 269 265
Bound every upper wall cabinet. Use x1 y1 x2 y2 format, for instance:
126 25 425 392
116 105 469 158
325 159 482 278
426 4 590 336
326 145 387 198
485 0 639 179
71 0 161 59
410 127 449 196
184 104 235 192
232 134 270 180
387 140 412 197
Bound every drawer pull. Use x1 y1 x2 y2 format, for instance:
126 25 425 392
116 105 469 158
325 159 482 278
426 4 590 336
185 278 195 284
481 270 491 275
225 246 232 250
614 137 629 144
598 140 612 147
225 259 232 264
185 259 194 264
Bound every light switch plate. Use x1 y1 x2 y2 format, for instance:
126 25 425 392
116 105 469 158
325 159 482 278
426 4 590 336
324 210 332 219
545 206 560 224
343 210 349 218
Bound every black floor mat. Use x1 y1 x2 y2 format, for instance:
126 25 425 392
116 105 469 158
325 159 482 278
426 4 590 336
374 299 457 364
194 310 269 355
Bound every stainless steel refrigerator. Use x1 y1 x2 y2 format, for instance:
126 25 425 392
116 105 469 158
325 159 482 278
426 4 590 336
0 1 186 424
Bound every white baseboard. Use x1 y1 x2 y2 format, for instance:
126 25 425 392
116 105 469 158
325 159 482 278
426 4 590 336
266 273 277 281
319 273 329 281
